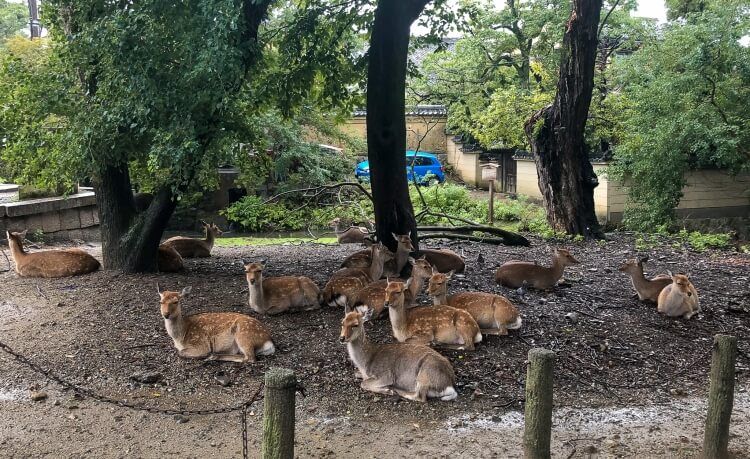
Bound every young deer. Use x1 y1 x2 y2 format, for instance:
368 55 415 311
243 262 322 315
341 233 414 278
428 269 522 335
619 256 672 302
161 221 223 258
349 256 433 317
386 279 482 351
6 230 100 278
159 286 275 363
495 248 579 289
340 308 457 402
158 245 184 272
658 273 700 319
323 242 393 307
420 248 465 273
330 217 369 244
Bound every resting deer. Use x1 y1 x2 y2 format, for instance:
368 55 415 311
658 273 700 319
428 269 522 335
323 242 393 307
341 233 414 278
349 256 433 317
158 245 184 272
495 248 579 289
619 256 672 302
6 230 100 278
386 279 482 351
420 248 465 273
161 221 223 258
330 218 369 244
243 261 322 315
340 308 457 402
159 286 275 363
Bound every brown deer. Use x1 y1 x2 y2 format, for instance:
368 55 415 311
385 279 482 351
243 261 322 315
159 286 275 363
349 256 433 317
322 242 393 307
330 217 369 244
495 248 580 289
619 256 672 302
6 230 100 278
341 233 414 277
657 273 700 319
158 245 184 272
428 269 522 335
161 221 223 258
340 308 457 402
420 248 465 273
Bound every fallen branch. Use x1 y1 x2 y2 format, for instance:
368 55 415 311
417 224 530 246
418 232 516 245
263 181 373 204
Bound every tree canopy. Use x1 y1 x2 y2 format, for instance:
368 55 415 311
0 0 27 42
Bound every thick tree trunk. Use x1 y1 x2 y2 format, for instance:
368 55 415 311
524 0 604 238
367 0 430 252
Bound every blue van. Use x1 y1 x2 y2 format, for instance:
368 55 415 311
355 151 445 185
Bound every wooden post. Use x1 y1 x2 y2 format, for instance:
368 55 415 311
703 334 738 459
523 348 555 459
488 179 495 224
262 368 297 459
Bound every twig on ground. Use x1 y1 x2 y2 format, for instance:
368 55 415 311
35 285 49 301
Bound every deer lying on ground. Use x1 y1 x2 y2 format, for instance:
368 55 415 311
6 230 100 278
349 256 433 317
658 273 700 319
323 242 393 307
158 245 184 272
243 261 321 315
386 279 482 350
161 221 223 258
495 248 579 289
428 269 522 335
340 308 457 402
420 248 465 273
330 218 369 244
619 256 672 302
159 286 275 363
341 233 414 277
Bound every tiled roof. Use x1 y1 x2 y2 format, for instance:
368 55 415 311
353 105 447 117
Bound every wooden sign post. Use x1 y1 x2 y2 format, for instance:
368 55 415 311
481 164 499 225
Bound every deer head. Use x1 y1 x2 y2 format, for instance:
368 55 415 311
158 286 192 320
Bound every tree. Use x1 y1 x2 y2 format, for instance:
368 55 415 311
524 0 604 238
0 0 27 42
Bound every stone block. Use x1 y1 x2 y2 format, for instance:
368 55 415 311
6 217 27 232
41 212 62 233
24 214 44 232
79 207 95 228
60 209 81 230
93 209 100 225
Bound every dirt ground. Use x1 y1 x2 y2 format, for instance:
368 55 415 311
1 233 749 458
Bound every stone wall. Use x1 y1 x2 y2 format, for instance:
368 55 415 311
0 191 99 241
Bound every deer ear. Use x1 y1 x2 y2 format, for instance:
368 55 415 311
446 270 454 279
180 286 192 297
667 270 674 279
419 255 427 260
18 229 28 239
405 278 413 289
344 303 352 314
408 257 416 266
362 307 374 322
391 232 398 240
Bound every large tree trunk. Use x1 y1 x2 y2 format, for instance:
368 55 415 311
367 0 431 251
524 0 604 238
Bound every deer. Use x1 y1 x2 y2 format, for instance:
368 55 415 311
349 256 433 317
495 248 580 289
158 245 184 272
385 279 482 351
428 269 522 335
322 242 394 307
330 217 369 244
6 230 100 278
420 248 465 273
243 261 322 315
657 273 700 319
341 233 414 278
158 286 275 363
340 308 458 402
619 256 672 302
161 221 223 258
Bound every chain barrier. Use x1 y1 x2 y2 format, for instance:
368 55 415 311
0 339 264 458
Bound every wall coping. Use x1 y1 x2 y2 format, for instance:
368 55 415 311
0 191 96 218
0 184 20 193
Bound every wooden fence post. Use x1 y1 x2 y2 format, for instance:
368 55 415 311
703 334 738 459
523 348 555 459
262 368 297 459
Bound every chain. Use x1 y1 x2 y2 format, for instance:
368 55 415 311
0 339 264 457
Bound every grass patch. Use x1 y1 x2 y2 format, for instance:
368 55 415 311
215 236 339 247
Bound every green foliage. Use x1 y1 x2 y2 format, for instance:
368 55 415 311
674 229 732 252
0 0 27 42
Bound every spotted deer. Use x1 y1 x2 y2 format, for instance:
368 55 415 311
495 248 579 289
420 248 465 273
619 256 672 302
657 273 700 319
349 256 433 317
158 245 184 272
158 286 275 363
243 262 322 315
6 230 100 278
428 269 522 335
340 308 457 402
330 218 369 244
341 233 414 278
322 242 394 307
161 221 223 258
385 279 482 351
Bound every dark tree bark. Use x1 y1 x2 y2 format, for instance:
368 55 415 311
367 0 431 252
524 0 604 239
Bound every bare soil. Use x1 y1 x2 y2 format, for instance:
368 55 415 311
1 233 749 458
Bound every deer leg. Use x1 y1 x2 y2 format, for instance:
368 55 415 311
360 378 395 396
404 335 432 346
209 353 249 363
178 347 210 359
393 387 426 402
481 327 508 336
